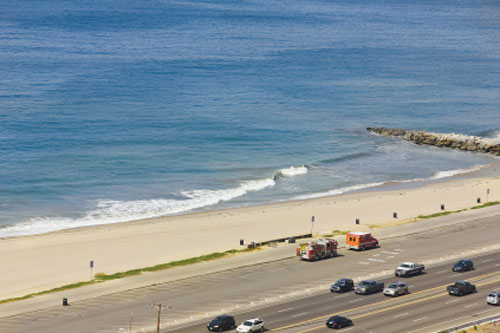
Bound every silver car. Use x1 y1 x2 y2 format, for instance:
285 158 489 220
383 282 408 297
487 291 500 305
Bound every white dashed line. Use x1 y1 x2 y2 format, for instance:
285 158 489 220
393 312 409 319
465 303 478 308
450 274 462 278
394 249 404 252
446 299 460 304
414 317 427 322
495 263 500 267
386 256 395 259
373 254 380 257
481 259 494 263
278 307 294 313
334 294 349 299
382 251 399 255
436 270 448 274
292 312 308 318
369 257 386 263
349 298 364 303
359 262 370 265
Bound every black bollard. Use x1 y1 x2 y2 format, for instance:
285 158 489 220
240 239 244 246
477 198 481 204
441 204 445 210
62 298 68 306
355 218 360 225
393 212 398 218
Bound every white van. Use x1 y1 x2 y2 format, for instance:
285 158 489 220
486 291 500 305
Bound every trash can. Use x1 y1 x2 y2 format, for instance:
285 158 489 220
441 204 445 210
62 298 68 306
393 212 398 218
477 198 481 203
240 239 244 246
355 218 360 225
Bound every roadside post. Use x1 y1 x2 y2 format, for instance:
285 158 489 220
487 188 490 202
310 216 315 235
90 260 94 280
150 302 171 333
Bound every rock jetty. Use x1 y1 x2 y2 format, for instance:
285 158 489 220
367 127 500 156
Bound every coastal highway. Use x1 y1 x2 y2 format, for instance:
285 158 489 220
1 214 500 332
169 252 500 333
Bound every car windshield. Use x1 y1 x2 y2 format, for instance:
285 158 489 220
400 264 410 268
338 280 345 285
388 283 398 288
489 294 497 297
243 321 253 326
359 281 370 285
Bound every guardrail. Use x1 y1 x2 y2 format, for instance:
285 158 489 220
246 233 312 249
446 313 500 332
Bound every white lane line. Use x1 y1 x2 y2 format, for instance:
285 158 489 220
481 259 494 263
450 274 462 278
367 258 385 263
494 263 500 267
373 254 380 257
465 303 478 308
334 294 349 299
436 270 448 274
386 256 395 259
413 317 427 322
407 308 499 333
394 249 404 252
446 299 460 304
382 251 399 255
359 262 370 265
277 307 294 313
408 285 414 288
393 312 410 318
292 312 308 318
349 298 364 303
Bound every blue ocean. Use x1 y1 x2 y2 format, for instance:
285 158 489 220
1 0 500 237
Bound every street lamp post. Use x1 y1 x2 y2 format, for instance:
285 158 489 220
150 302 171 333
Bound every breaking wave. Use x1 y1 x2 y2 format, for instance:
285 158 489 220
0 166 308 237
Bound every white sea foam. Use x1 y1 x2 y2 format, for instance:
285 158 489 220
293 182 385 200
430 165 483 180
0 177 276 238
276 165 308 177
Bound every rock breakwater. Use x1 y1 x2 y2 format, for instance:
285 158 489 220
367 127 500 156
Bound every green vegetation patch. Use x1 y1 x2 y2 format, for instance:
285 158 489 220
0 247 258 304
470 201 500 210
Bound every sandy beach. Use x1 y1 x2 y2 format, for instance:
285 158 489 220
1 168 500 300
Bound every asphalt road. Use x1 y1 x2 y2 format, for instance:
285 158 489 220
171 251 500 333
1 214 500 333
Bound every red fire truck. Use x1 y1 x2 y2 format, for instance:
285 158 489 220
297 238 338 261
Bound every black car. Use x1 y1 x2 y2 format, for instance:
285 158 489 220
452 259 474 272
326 315 353 329
447 281 476 296
330 278 354 293
207 315 236 332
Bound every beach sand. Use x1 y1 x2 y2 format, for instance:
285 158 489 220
1 170 500 300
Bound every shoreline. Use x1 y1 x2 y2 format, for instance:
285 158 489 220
1 164 500 299
2 161 499 240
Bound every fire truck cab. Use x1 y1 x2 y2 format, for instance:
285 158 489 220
297 238 338 261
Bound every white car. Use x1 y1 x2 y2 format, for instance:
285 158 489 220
236 318 265 332
487 291 500 305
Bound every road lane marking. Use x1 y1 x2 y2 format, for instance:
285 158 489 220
450 274 462 278
394 249 404 252
406 308 499 333
465 303 478 308
292 312 308 318
278 307 294 313
373 254 380 257
349 298 363 303
367 258 385 263
413 317 427 322
271 271 500 332
445 299 460 304
393 312 409 318
386 256 395 259
481 259 494 263
436 270 448 274
359 262 369 265
495 263 500 267
334 294 349 299
382 251 399 255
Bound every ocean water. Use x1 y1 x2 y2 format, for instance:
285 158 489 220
1 0 500 237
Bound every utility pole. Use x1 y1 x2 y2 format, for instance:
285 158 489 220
150 302 171 333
